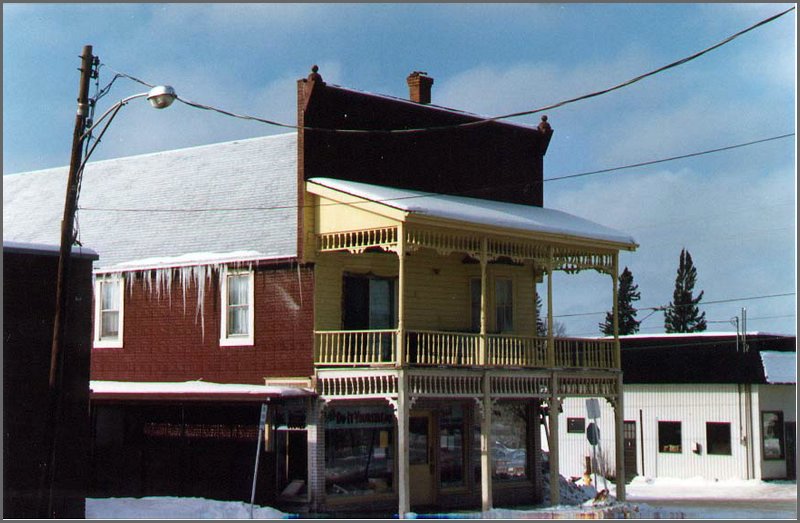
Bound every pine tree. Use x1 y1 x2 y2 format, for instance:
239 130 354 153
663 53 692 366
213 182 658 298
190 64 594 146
599 267 641 335
535 292 547 337
664 248 707 333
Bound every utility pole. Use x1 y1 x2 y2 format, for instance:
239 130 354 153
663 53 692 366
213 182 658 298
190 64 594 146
39 44 96 518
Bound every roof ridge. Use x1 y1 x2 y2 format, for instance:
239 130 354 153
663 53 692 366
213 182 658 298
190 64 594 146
4 132 296 177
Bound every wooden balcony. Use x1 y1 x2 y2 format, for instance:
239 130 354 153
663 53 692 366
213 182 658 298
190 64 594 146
314 329 617 370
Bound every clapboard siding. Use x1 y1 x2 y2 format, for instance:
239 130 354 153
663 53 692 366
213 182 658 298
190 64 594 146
551 383 794 481
314 249 537 333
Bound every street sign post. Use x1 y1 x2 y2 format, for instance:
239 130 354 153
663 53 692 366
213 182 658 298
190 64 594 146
250 403 268 519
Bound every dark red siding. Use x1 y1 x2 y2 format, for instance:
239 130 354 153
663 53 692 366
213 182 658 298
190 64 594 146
90 263 315 384
3 246 95 518
297 75 553 209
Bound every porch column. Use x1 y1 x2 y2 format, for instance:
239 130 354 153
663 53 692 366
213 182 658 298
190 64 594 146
396 224 406 366
306 398 326 511
480 372 493 513
614 373 626 501
396 371 410 517
612 252 620 368
480 237 488 366
546 247 555 367
548 373 560 505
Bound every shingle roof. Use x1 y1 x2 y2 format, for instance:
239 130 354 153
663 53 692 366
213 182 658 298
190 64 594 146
3 133 298 270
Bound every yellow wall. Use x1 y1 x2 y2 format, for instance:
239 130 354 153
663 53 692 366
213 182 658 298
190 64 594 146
315 195 398 234
314 247 537 334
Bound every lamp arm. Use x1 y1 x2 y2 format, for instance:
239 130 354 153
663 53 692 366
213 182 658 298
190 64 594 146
77 101 127 177
80 92 148 140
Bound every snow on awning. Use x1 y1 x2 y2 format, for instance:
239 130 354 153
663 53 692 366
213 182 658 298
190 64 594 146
90 380 316 402
308 177 637 249
760 351 797 384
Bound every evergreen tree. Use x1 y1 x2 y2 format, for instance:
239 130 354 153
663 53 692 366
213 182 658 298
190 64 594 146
599 267 641 335
664 248 707 333
535 292 547 337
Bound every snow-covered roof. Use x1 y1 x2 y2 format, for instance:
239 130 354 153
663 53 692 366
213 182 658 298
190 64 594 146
309 177 637 248
3 133 298 270
760 351 797 384
90 380 315 399
3 240 98 259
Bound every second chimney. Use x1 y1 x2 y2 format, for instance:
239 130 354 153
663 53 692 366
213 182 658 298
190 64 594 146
407 71 434 104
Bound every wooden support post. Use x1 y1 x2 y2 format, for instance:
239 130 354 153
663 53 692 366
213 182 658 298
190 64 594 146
548 374 560 506
546 248 555 367
614 373 626 501
480 237 488 366
397 371 410 517
612 253 620 368
396 223 406 366
480 372 493 513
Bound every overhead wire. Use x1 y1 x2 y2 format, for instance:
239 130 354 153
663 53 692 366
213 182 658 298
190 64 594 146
100 6 795 135
76 131 795 214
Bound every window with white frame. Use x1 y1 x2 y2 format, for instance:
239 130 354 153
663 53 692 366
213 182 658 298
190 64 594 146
94 275 124 348
220 268 254 346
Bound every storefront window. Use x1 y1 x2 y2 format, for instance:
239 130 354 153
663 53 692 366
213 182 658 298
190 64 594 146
472 401 529 482
324 405 394 496
439 404 465 488
762 411 785 460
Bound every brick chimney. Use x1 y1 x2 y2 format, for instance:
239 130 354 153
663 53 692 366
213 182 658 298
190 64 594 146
407 71 434 104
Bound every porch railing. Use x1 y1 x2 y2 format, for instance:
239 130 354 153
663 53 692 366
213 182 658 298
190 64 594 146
554 337 616 369
487 334 548 367
314 330 617 370
315 329 397 365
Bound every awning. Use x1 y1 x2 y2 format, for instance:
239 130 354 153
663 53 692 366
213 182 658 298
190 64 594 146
90 380 316 402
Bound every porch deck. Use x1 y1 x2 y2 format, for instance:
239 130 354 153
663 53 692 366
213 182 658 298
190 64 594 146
314 329 617 370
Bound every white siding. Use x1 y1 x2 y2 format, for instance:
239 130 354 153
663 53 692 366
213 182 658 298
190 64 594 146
545 384 795 481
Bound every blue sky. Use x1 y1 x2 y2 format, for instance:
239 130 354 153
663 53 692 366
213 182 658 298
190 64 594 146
3 3 796 336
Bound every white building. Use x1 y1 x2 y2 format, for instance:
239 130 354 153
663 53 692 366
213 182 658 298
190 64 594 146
546 332 796 483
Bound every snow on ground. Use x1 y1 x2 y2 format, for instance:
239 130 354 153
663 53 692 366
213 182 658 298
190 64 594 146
86 478 796 519
618 475 797 501
86 497 291 519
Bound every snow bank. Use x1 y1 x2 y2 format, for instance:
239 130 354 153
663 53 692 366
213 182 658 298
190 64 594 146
619 476 798 500
86 497 292 519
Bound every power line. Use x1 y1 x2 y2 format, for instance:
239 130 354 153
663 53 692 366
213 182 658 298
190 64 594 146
101 7 795 135
77 131 795 214
544 134 794 183
552 291 796 319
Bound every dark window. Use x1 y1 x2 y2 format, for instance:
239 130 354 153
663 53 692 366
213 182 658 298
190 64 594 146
470 279 481 333
762 411 785 460
567 417 586 434
658 421 682 453
495 279 513 333
706 422 732 455
472 402 529 482
439 404 465 488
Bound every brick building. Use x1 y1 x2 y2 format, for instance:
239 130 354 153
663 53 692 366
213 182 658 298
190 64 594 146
3 68 638 516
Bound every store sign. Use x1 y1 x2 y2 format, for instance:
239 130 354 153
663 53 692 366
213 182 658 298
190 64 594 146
325 406 394 429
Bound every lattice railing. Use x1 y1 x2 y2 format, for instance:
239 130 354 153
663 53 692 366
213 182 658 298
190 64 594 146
490 374 552 397
315 329 397 365
406 228 482 257
318 226 398 253
316 372 399 397
487 335 547 367
405 330 480 366
408 373 483 397
554 338 615 369
557 375 618 397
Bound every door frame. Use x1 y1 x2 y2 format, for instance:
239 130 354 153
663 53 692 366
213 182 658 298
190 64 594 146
408 409 436 507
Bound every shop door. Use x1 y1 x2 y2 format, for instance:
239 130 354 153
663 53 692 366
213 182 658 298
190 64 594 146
623 421 638 481
409 411 435 506
785 422 796 480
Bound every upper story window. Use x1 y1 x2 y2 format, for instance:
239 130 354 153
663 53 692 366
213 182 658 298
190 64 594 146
495 278 513 333
220 268 254 346
94 275 124 348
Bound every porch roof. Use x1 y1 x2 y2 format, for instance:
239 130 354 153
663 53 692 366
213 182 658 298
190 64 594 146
308 177 637 250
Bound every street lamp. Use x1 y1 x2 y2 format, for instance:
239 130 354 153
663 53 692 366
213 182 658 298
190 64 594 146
42 44 175 518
